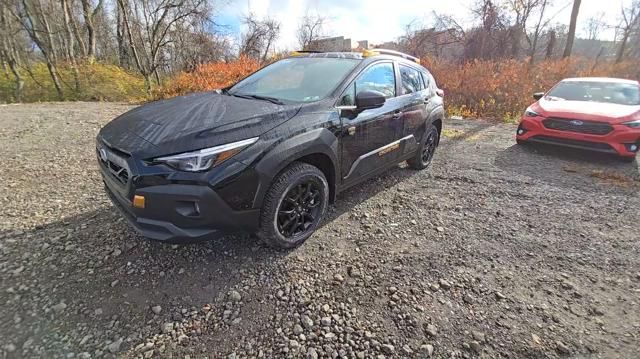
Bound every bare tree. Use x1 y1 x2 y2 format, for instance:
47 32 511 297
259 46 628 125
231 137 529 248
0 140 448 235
562 0 581 58
0 1 24 101
79 0 104 62
61 0 81 91
10 0 65 99
398 16 465 59
615 0 640 63
240 13 281 61
584 12 606 41
505 0 546 58
297 13 326 50
545 29 556 58
116 0 210 92
464 0 510 60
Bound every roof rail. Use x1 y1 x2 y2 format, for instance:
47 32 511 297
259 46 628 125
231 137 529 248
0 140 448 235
289 49 421 64
363 49 420 64
290 50 324 56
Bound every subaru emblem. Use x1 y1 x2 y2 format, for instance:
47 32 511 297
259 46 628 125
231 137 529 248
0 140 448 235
99 148 108 162
570 120 584 126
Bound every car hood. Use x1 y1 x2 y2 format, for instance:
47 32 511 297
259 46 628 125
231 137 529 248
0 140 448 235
538 98 640 123
98 91 300 158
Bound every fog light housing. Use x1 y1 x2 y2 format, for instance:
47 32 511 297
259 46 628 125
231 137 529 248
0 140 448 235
630 144 638 152
517 125 527 136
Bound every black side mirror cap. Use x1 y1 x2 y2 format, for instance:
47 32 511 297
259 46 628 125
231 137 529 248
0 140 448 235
533 92 544 100
356 90 386 110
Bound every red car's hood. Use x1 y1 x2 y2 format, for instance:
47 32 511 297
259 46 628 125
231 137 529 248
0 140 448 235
537 98 640 123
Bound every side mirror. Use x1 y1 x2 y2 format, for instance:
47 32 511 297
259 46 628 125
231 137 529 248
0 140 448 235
356 90 386 110
435 88 445 97
533 92 544 100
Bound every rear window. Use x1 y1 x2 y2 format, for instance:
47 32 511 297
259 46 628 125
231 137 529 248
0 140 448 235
399 65 424 94
546 81 640 105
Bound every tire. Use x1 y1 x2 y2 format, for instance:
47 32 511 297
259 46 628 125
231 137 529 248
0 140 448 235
257 162 329 249
516 138 527 145
620 156 636 163
408 124 439 170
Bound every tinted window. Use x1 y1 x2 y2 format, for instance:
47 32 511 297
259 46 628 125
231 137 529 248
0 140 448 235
400 65 424 95
339 62 396 106
338 83 356 106
421 72 431 89
230 57 359 103
547 81 640 105
356 62 396 98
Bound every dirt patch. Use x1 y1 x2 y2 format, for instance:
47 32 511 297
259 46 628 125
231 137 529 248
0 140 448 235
1 102 639 358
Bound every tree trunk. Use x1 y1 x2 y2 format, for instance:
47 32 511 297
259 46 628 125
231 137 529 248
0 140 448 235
61 0 80 92
546 30 556 59
46 59 64 100
116 5 127 67
563 0 581 58
19 0 64 99
616 30 630 63
9 59 24 102
81 0 103 62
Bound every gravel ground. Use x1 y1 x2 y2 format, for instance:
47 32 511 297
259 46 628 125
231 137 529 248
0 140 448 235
1 102 639 359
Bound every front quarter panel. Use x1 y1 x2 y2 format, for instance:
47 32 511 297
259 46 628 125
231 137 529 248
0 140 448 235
237 111 341 209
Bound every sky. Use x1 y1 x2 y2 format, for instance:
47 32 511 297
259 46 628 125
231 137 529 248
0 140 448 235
215 0 629 51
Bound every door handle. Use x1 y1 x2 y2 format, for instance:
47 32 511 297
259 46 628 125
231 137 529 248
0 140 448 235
391 111 403 120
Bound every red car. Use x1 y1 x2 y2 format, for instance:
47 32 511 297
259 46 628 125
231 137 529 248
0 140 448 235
516 77 640 162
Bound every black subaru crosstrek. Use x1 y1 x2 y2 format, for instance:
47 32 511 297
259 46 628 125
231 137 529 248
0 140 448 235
97 50 445 249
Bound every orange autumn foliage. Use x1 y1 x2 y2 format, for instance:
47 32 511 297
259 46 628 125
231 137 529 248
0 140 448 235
157 56 640 122
422 57 640 121
156 56 260 99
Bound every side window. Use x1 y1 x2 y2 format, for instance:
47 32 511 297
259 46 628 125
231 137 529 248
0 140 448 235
400 65 424 95
338 62 395 106
338 83 356 106
421 72 430 90
356 62 396 98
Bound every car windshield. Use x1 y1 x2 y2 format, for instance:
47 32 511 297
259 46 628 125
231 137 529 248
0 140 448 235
546 81 640 105
228 57 360 103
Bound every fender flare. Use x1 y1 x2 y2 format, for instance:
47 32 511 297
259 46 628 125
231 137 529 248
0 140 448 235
252 127 339 208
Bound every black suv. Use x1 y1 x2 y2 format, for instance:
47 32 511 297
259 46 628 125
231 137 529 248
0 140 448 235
97 50 444 248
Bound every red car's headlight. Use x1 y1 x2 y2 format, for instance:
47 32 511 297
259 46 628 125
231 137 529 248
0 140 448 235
524 107 541 118
622 119 640 128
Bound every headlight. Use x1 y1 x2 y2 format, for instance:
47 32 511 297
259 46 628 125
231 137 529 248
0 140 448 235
622 119 640 128
524 108 540 117
154 137 258 172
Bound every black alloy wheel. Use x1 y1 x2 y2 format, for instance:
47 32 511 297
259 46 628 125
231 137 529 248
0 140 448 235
421 129 438 166
258 162 328 249
408 124 439 170
276 181 322 238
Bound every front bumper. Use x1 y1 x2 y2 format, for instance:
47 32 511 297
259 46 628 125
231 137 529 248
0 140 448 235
516 117 640 158
98 150 260 243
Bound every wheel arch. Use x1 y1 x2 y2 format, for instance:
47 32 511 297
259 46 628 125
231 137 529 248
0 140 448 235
253 128 339 208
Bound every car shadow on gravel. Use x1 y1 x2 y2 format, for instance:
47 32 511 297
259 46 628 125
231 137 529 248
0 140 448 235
494 142 639 190
0 157 430 352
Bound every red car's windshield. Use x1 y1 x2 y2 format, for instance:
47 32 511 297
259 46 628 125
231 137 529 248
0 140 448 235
546 81 640 106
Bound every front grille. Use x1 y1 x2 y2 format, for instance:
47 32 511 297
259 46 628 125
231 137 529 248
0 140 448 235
542 118 613 135
530 135 615 153
97 144 131 187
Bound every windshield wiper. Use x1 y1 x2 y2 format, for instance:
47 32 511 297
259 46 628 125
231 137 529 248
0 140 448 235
228 92 284 105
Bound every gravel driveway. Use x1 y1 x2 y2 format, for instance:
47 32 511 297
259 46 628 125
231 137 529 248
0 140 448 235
1 102 639 359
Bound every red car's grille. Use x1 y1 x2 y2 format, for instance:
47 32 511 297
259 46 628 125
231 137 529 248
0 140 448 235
542 118 613 135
